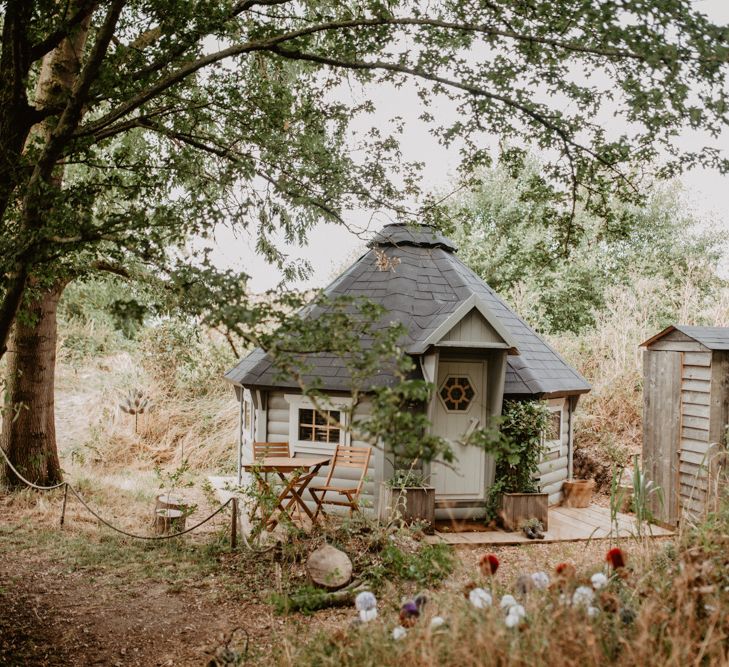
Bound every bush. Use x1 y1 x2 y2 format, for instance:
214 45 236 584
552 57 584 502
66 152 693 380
469 400 550 519
138 319 237 398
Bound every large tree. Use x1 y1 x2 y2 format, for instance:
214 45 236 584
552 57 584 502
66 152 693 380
1 0 728 485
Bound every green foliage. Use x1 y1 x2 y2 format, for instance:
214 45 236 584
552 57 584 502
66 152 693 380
445 161 724 334
270 584 337 616
360 375 454 476
3 0 729 362
468 400 550 519
58 275 152 360
139 319 236 397
362 541 454 591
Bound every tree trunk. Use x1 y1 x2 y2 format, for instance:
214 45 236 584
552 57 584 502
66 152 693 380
1 284 65 487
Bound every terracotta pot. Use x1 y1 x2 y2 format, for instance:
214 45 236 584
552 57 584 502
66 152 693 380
562 478 595 508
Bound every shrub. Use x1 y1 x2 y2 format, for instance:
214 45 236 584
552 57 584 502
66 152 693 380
468 399 550 519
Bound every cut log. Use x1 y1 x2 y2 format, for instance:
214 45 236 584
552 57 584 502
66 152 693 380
306 544 353 590
154 508 186 535
155 492 190 513
562 479 596 508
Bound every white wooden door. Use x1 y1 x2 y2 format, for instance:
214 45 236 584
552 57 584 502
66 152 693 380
431 360 486 499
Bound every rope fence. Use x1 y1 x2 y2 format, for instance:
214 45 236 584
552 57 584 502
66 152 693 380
0 444 239 547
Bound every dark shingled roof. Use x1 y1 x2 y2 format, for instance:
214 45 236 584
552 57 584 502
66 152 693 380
642 325 729 351
225 223 590 397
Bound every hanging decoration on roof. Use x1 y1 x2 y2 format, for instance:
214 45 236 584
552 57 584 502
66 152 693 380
439 376 476 412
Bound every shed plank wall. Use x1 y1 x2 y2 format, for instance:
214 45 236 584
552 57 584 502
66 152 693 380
678 351 713 521
266 391 379 514
641 344 721 524
643 349 682 525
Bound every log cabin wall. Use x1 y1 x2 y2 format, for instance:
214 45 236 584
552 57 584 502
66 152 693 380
536 396 572 506
264 390 380 514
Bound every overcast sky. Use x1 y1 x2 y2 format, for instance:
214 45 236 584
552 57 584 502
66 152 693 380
207 1 729 293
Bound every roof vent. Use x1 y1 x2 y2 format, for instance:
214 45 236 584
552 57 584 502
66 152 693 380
368 223 457 251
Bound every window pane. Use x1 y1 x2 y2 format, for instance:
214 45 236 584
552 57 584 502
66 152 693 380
546 411 561 442
314 410 327 425
328 428 340 443
314 427 329 441
299 425 313 441
299 408 314 425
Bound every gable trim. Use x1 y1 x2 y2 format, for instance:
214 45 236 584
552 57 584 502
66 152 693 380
421 294 519 354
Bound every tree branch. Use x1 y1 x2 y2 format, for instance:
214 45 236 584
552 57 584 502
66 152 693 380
75 15 655 142
28 0 99 62
266 45 637 193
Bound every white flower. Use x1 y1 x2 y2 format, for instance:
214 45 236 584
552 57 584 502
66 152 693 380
591 572 608 590
392 625 407 640
587 606 600 618
505 611 522 628
359 608 378 623
509 604 526 619
430 616 446 629
500 594 518 610
572 586 595 608
355 591 377 612
469 587 493 609
531 571 550 590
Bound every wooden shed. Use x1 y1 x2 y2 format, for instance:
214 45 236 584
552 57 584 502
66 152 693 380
641 325 729 525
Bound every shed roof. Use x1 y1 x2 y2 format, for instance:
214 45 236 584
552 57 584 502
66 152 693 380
642 324 729 351
225 223 590 397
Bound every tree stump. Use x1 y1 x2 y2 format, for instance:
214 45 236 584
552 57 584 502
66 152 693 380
562 479 596 508
154 508 186 535
155 492 189 514
306 544 353 590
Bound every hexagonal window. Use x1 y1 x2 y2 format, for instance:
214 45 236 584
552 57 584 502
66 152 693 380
439 375 476 412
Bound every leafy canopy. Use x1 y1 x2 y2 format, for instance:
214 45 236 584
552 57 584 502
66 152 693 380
1 0 728 355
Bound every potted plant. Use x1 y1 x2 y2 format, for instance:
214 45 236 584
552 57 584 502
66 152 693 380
363 377 451 533
377 468 436 533
469 400 550 532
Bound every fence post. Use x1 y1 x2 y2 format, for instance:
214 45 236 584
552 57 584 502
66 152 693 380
60 483 69 527
231 497 238 551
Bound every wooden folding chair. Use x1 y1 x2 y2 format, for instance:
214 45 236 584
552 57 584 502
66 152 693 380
249 442 291 522
309 446 371 519
253 441 290 459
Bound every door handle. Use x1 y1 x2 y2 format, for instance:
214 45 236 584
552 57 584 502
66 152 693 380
463 417 480 440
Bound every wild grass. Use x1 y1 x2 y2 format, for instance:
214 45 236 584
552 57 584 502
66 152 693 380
276 494 729 666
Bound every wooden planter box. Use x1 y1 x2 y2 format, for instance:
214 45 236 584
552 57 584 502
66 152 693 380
500 492 549 532
378 483 435 533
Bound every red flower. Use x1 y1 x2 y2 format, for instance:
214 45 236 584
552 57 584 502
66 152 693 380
555 562 576 578
606 548 626 569
479 553 499 576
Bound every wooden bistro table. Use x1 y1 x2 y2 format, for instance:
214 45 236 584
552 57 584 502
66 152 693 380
242 456 331 531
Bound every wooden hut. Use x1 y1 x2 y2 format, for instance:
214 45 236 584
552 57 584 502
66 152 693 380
641 325 729 525
225 223 590 518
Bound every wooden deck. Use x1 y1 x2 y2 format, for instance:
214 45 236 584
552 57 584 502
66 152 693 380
425 505 674 545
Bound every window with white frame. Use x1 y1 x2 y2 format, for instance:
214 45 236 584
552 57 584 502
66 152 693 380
285 394 351 451
542 405 563 461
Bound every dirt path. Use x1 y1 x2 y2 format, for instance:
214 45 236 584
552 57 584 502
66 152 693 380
0 534 266 666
